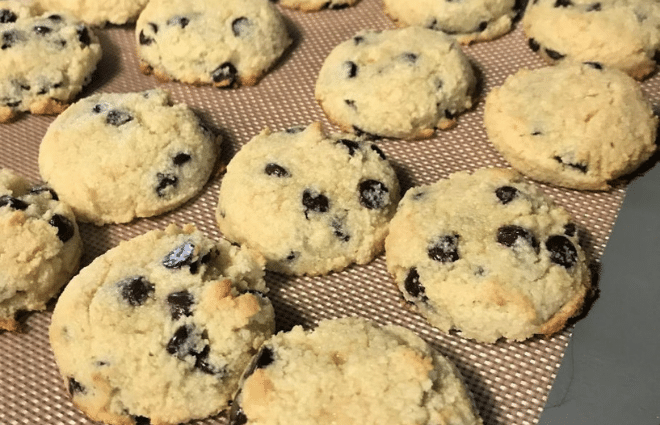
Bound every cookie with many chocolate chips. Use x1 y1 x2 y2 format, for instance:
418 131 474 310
523 0 660 80
484 62 657 190
0 0 101 122
38 89 219 225
277 0 359 12
216 122 400 276
229 317 483 425
33 0 149 26
0 168 82 331
385 168 591 343
135 0 291 88
383 0 519 44
315 26 476 140
49 224 274 425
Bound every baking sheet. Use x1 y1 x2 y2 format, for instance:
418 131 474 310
1 1 659 424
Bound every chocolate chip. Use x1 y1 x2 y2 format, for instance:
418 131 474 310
531 130 543 136
148 23 158 33
167 290 194 320
553 156 588 173
404 268 427 301
212 62 238 88
133 416 151 425
0 195 28 210
370 144 386 160
402 52 417 63
545 48 565 60
167 16 189 28
584 61 603 70
0 9 17 23
444 109 455 120
344 61 358 78
546 235 578 268
285 251 297 261
428 234 460 263
554 0 572 7
255 346 274 369
92 104 104 113
118 276 155 306
76 25 91 46
353 35 365 45
477 21 488 32
324 1 350 9
229 397 248 425
138 30 154 45
358 180 389 210
528 38 540 52
173 153 191 166
495 186 519 204
106 110 133 126
163 241 196 269
49 214 75 243
344 99 356 109
47 14 62 21
29 186 58 200
564 223 577 237
2 30 20 49
194 345 223 375
68 377 85 396
586 2 601 11
232 17 250 37
331 219 350 242
497 225 539 253
33 25 52 35
265 163 290 177
302 190 329 218
155 173 178 197
166 325 192 356
337 139 360 155
352 125 379 140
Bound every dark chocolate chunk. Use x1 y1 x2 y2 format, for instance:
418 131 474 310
553 156 588 173
497 225 539 253
428 234 460 263
118 276 155 306
554 0 572 7
155 173 178 197
545 48 565 60
0 195 28 210
166 325 192 356
148 23 158 33
546 235 578 268
402 52 418 63
584 61 603 70
0 9 17 23
194 345 223 375
138 30 154 46
404 268 427 301
47 14 62 21
29 186 58 200
232 17 250 37
444 109 455 120
33 25 52 35
105 109 133 126
477 21 488 32
531 130 543 136
358 179 389 210
353 35 365 45
285 251 297 261
212 62 238 88
528 38 540 52
302 190 329 218
2 30 20 49
229 396 248 425
331 219 350 242
167 290 194 320
495 186 519 204
265 163 290 177
92 103 104 113
76 25 91 46
344 61 358 78
49 214 75 243
370 144 386 160
352 125 380 140
172 153 191 166
167 16 189 28
337 139 360 155
68 377 85 395
162 241 196 269
586 2 601 11
255 346 274 369
344 99 356 109
132 416 151 425
564 223 577 237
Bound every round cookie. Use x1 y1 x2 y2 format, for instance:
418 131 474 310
229 317 483 425
0 1 102 123
49 224 274 425
0 168 82 331
33 0 149 26
216 122 400 276
136 0 292 88
278 0 359 12
315 26 476 140
38 89 219 225
484 62 658 190
383 0 519 45
385 168 591 343
523 0 660 80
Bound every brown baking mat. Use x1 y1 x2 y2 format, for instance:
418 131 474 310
1 1 659 424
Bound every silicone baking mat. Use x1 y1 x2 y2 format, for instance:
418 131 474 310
1 1 659 424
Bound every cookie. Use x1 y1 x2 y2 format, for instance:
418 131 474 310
49 224 274 425
315 26 476 140
383 0 519 45
523 0 660 80
229 317 483 425
38 89 219 225
0 1 102 123
277 0 359 12
0 168 82 331
136 0 292 88
33 0 149 26
385 168 591 343
216 122 400 276
484 62 658 190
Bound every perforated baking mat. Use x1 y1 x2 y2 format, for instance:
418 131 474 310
1 1 659 424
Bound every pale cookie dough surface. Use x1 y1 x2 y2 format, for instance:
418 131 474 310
33 0 149 26
39 89 219 225
216 122 400 276
383 0 519 44
385 168 591 343
0 168 82 331
49 224 274 425
278 0 359 12
484 62 658 190
315 26 476 140
136 0 292 88
523 0 660 80
0 1 101 123
229 317 483 425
